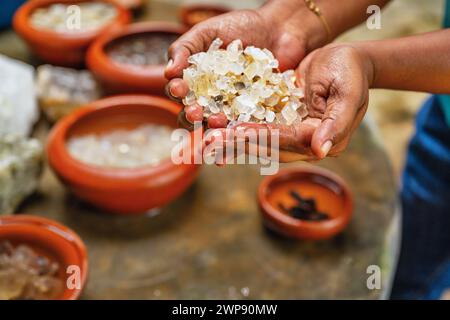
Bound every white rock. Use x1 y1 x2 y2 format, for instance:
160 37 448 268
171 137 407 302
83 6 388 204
234 95 256 114
0 135 43 214
253 105 266 120
0 55 38 137
281 102 298 125
244 46 269 61
208 38 223 52
265 109 276 123
238 113 251 122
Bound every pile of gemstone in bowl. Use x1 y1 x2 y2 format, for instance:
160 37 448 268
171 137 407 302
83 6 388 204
36 64 102 121
182 38 307 127
106 32 179 67
0 241 63 300
30 2 118 33
67 124 176 168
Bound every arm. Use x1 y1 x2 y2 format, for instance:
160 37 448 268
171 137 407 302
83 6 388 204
279 29 450 160
356 29 450 93
259 0 391 52
167 0 391 77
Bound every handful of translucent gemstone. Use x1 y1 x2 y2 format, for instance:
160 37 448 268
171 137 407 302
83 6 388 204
182 38 307 127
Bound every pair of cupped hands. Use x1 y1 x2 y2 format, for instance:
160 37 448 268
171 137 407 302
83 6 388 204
165 10 374 162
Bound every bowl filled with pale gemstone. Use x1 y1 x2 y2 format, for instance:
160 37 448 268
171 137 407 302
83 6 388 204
87 22 186 94
47 95 200 214
13 0 130 66
0 215 88 300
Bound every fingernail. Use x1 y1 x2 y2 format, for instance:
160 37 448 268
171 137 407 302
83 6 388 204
166 58 173 69
168 85 176 98
165 83 180 102
320 140 333 157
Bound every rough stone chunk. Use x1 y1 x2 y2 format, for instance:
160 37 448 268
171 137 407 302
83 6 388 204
0 55 38 137
36 65 102 122
0 135 43 214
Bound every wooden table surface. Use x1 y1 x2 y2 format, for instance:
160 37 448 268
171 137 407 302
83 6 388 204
0 0 399 299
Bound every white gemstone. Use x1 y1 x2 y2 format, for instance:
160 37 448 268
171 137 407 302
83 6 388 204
197 96 209 107
253 105 266 120
287 100 300 111
226 40 243 61
223 105 234 120
244 46 269 61
215 77 229 90
265 110 276 123
268 59 279 69
207 101 220 114
298 103 309 118
244 62 258 79
291 87 304 98
208 38 223 52
263 48 275 60
281 103 298 125
238 113 251 122
264 95 279 107
183 91 196 106
229 62 244 75
233 95 256 114
188 52 207 66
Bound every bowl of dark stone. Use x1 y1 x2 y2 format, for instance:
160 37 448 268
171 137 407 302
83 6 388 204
258 166 353 240
87 22 186 95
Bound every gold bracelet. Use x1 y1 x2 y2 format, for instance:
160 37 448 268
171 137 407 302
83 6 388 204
304 0 332 42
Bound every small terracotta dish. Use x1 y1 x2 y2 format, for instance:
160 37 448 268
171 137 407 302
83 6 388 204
87 22 186 95
13 0 130 67
0 215 88 300
47 95 200 214
258 166 353 240
179 3 231 28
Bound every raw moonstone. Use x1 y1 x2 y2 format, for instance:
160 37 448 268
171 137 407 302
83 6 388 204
182 39 307 126
0 135 43 215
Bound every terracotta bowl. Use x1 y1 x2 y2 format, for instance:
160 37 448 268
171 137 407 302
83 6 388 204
0 215 88 300
86 22 186 95
110 0 143 11
47 95 200 215
179 4 231 28
13 0 130 67
258 166 353 240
